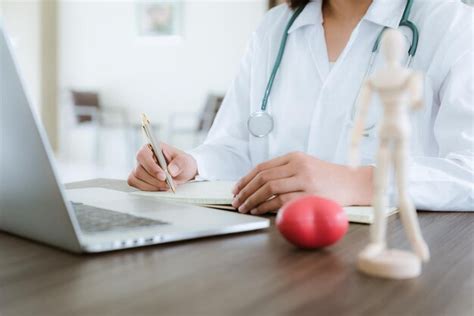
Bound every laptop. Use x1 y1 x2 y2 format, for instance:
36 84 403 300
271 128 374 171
0 25 269 253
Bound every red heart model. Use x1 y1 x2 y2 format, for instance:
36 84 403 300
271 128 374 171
276 195 349 249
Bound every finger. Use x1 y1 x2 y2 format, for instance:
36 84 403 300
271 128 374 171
233 154 292 195
250 192 304 215
233 165 295 209
127 173 160 191
161 143 176 162
137 145 166 181
133 165 169 191
167 154 189 177
237 177 301 213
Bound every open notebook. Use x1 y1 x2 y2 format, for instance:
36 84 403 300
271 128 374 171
133 181 397 224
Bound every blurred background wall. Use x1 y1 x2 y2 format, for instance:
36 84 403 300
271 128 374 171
0 0 41 115
59 1 265 126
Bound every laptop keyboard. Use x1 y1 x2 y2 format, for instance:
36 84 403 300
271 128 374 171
72 202 168 234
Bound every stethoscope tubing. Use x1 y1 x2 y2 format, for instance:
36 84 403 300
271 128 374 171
260 5 306 112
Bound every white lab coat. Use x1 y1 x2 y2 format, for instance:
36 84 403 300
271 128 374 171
190 0 474 211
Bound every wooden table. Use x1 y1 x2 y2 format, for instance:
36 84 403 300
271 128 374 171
1 179 473 316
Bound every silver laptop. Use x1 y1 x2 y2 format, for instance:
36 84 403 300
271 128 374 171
0 25 269 253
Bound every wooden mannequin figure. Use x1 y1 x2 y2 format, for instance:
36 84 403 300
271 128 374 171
349 29 430 279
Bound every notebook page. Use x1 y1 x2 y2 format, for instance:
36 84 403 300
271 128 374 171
343 207 398 224
132 181 398 223
133 180 235 205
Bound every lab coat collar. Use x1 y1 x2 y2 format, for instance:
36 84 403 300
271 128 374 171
363 0 406 28
288 0 406 34
287 0 323 34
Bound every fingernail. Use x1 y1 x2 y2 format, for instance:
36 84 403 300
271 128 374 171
232 186 238 195
238 204 248 213
157 172 166 181
168 164 179 176
232 194 242 207
250 209 258 215
231 198 239 208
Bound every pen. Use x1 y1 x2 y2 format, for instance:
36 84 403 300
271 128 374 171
141 113 177 193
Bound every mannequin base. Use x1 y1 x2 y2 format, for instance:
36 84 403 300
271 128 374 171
357 245 421 279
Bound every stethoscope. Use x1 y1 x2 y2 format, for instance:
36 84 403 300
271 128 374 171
247 0 419 138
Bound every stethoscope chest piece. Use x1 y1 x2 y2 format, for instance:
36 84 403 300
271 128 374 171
248 111 274 138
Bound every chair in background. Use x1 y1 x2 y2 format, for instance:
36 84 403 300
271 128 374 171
70 90 130 127
65 89 131 165
70 90 101 123
167 94 224 148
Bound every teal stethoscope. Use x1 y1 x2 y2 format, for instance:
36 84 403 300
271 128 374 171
247 0 419 138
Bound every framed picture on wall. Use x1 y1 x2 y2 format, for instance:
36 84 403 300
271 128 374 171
136 0 183 37
269 0 287 9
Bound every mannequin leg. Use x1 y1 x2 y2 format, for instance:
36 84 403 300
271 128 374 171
394 140 430 261
371 140 390 249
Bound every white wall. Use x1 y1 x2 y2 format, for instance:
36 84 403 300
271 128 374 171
0 0 41 114
59 0 267 130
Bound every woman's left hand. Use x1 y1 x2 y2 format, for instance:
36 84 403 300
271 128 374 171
232 152 373 215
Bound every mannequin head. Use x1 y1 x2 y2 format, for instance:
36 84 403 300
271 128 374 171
381 29 406 66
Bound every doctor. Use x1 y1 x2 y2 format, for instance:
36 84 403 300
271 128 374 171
128 0 473 213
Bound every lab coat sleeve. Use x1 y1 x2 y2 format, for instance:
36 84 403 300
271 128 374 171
187 34 257 180
407 50 474 211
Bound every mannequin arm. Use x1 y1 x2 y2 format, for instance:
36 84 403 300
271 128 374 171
349 80 373 167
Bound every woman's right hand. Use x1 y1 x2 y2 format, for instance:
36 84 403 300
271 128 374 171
127 143 198 191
